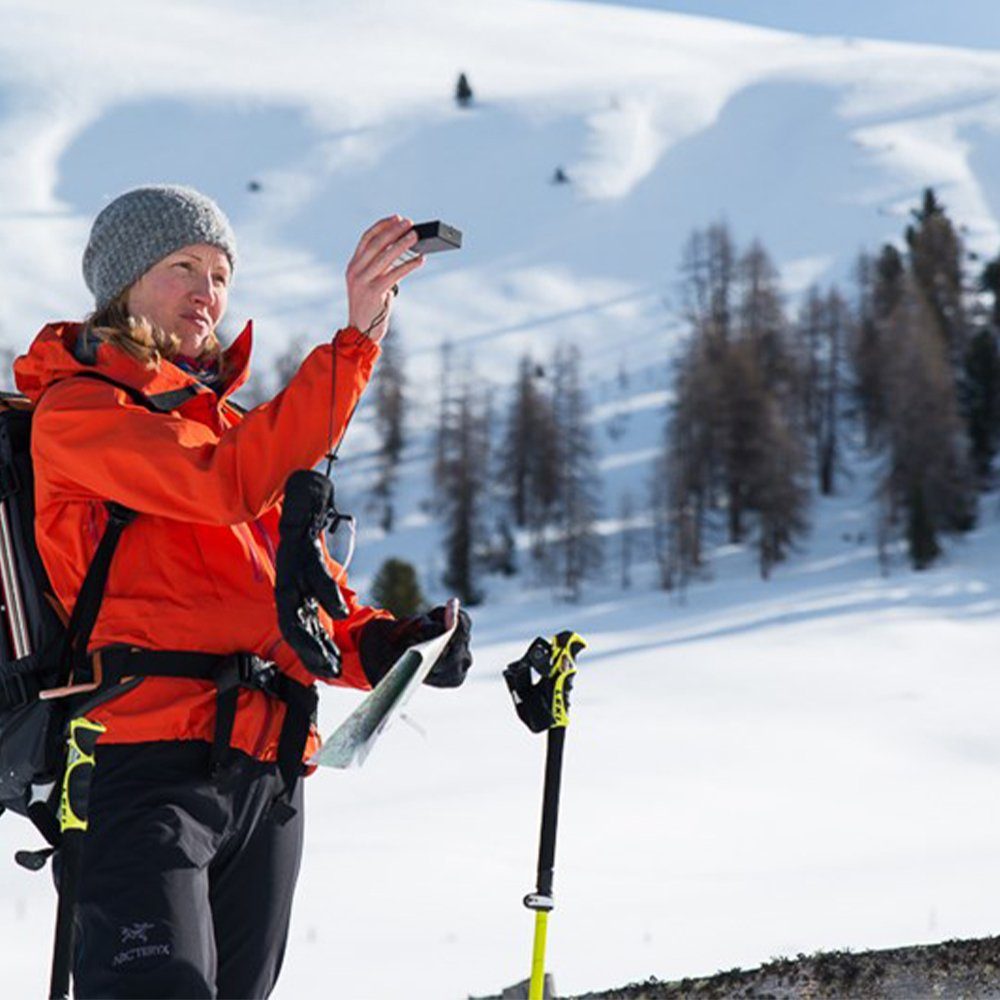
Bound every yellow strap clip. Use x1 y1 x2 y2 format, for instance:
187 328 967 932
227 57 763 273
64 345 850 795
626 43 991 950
60 717 106 834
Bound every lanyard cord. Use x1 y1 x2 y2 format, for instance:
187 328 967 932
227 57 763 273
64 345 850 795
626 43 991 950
323 332 367 479
325 295 392 473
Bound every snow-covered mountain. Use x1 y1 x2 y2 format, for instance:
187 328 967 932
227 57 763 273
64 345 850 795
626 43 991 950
5 0 1000 380
3 3 1000 998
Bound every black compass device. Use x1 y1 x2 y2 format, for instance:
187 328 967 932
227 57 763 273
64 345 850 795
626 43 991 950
408 221 462 256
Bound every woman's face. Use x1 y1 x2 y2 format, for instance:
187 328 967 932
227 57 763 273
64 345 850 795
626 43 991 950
126 243 231 357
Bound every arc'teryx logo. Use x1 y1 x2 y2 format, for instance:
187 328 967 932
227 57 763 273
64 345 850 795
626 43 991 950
112 922 171 967
120 923 155 944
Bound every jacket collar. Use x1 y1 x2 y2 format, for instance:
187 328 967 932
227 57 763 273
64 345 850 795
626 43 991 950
14 320 254 405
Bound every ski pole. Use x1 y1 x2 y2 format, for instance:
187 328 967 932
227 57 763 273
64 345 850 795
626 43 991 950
49 716 105 1000
504 630 588 1000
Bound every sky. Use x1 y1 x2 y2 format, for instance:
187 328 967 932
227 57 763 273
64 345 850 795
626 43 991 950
570 0 1000 52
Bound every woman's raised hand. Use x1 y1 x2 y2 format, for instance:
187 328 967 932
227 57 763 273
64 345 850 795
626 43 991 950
345 215 424 343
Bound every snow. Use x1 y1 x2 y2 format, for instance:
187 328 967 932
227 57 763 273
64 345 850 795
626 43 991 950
286 488 1000 1000
3 2 1000 998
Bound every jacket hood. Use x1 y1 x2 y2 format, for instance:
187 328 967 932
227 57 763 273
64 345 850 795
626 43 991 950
13 320 254 404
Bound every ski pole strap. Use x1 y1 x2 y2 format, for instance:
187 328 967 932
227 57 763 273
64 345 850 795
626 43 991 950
49 831 81 1000
503 630 588 733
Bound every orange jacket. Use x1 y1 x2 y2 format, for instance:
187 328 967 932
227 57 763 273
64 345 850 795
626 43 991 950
13 321 390 762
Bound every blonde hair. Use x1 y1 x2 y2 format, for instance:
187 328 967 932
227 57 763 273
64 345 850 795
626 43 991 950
84 290 223 370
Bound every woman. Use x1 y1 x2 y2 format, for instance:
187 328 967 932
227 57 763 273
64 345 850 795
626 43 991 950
13 185 472 999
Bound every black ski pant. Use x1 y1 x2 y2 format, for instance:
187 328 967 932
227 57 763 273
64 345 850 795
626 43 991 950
69 740 304 999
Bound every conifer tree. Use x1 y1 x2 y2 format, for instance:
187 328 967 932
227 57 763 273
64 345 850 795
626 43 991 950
962 327 1000 484
455 72 473 108
662 224 808 581
550 344 603 600
798 285 848 494
661 223 738 579
738 240 791 390
851 245 905 447
718 338 762 544
906 187 967 367
659 343 714 587
981 253 1000 327
519 367 562 568
729 240 805 545
750 389 810 578
484 517 517 576
961 256 1000 483
881 277 976 568
851 191 981 567
440 371 488 605
500 354 543 528
680 223 736 343
433 337 454 498
372 325 406 531
371 558 425 617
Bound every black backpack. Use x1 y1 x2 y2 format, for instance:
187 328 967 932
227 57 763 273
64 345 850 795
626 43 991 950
0 363 216 832
0 392 75 819
0 389 146 841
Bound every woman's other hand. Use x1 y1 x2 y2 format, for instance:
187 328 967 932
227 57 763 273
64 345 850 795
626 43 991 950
346 216 424 343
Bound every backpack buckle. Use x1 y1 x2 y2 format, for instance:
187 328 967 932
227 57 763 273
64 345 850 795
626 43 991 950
228 652 276 691
38 652 104 701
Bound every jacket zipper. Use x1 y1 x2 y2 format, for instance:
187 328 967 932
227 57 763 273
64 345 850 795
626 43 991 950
248 531 279 760
250 518 277 569
234 519 268 757
237 522 264 583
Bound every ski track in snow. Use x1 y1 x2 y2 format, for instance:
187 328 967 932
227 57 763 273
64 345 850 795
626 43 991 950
3 3 1000 999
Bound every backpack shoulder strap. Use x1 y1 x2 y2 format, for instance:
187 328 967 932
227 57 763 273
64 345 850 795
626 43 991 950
67 371 201 414
62 503 137 686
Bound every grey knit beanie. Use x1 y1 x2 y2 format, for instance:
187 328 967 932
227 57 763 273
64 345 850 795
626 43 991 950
82 185 237 309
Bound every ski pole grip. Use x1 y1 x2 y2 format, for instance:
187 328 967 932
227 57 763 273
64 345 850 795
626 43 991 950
504 632 588 733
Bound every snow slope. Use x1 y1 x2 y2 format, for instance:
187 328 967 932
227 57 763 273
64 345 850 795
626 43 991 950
3 2 1000 998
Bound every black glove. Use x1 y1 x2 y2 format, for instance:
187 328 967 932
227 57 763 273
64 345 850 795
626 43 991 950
275 470 349 680
359 606 473 688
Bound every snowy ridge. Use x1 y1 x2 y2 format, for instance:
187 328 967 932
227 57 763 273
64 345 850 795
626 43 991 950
3 3 1000 999
4 0 1000 378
